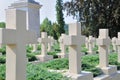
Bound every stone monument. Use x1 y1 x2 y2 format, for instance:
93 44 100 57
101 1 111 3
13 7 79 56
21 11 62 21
64 22 93 80
57 34 68 58
0 9 37 80
112 37 117 52
96 29 120 80
36 32 53 62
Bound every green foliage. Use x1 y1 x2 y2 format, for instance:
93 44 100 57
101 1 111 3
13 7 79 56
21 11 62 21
0 46 6 55
27 53 37 62
41 58 69 70
27 63 69 80
47 52 58 58
64 0 120 37
0 56 6 64
37 44 41 51
41 55 102 77
56 0 65 36
108 53 120 70
52 42 60 52
92 45 98 52
52 23 61 40
0 22 5 28
40 18 53 36
0 64 5 80
0 64 68 80
41 54 120 77
82 55 99 66
81 46 88 53
26 45 33 53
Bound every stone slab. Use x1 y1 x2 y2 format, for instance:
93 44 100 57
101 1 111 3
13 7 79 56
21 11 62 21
57 53 68 58
36 55 53 62
65 71 93 80
94 75 110 80
101 65 117 75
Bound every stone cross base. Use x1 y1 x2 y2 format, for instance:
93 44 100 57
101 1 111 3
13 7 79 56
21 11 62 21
87 51 96 55
94 71 120 80
94 75 110 80
35 55 53 62
57 53 68 58
65 71 93 80
94 65 120 80
101 65 117 75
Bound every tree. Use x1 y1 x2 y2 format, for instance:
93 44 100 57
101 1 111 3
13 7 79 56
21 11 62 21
40 18 53 36
56 0 65 36
64 0 120 37
52 22 60 40
0 22 6 28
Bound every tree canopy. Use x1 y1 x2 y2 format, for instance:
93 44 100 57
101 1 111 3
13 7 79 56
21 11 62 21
64 0 120 37
56 0 65 35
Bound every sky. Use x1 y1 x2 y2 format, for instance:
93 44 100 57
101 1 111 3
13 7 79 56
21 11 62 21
0 0 75 24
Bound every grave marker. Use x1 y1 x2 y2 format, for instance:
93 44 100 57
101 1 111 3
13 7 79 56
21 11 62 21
0 9 37 80
64 22 93 80
36 32 53 62
85 37 89 49
58 34 68 58
88 36 95 54
112 37 117 52
96 29 117 75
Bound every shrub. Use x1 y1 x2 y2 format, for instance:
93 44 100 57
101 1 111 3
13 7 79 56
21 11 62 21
0 64 5 80
37 44 41 51
0 47 6 55
0 56 6 64
41 58 69 70
47 52 58 58
27 63 69 80
26 45 33 53
27 53 37 62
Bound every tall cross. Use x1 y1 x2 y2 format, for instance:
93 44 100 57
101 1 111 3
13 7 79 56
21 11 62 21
64 22 85 74
96 29 111 68
0 9 37 80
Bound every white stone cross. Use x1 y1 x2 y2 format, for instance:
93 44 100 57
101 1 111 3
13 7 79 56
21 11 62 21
59 34 67 54
85 37 89 49
96 29 111 68
116 32 120 62
50 36 55 46
64 22 85 74
38 32 50 55
64 22 93 80
58 34 67 58
112 37 117 52
36 32 53 62
88 36 95 54
0 9 37 80
47 36 54 52
92 37 96 48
